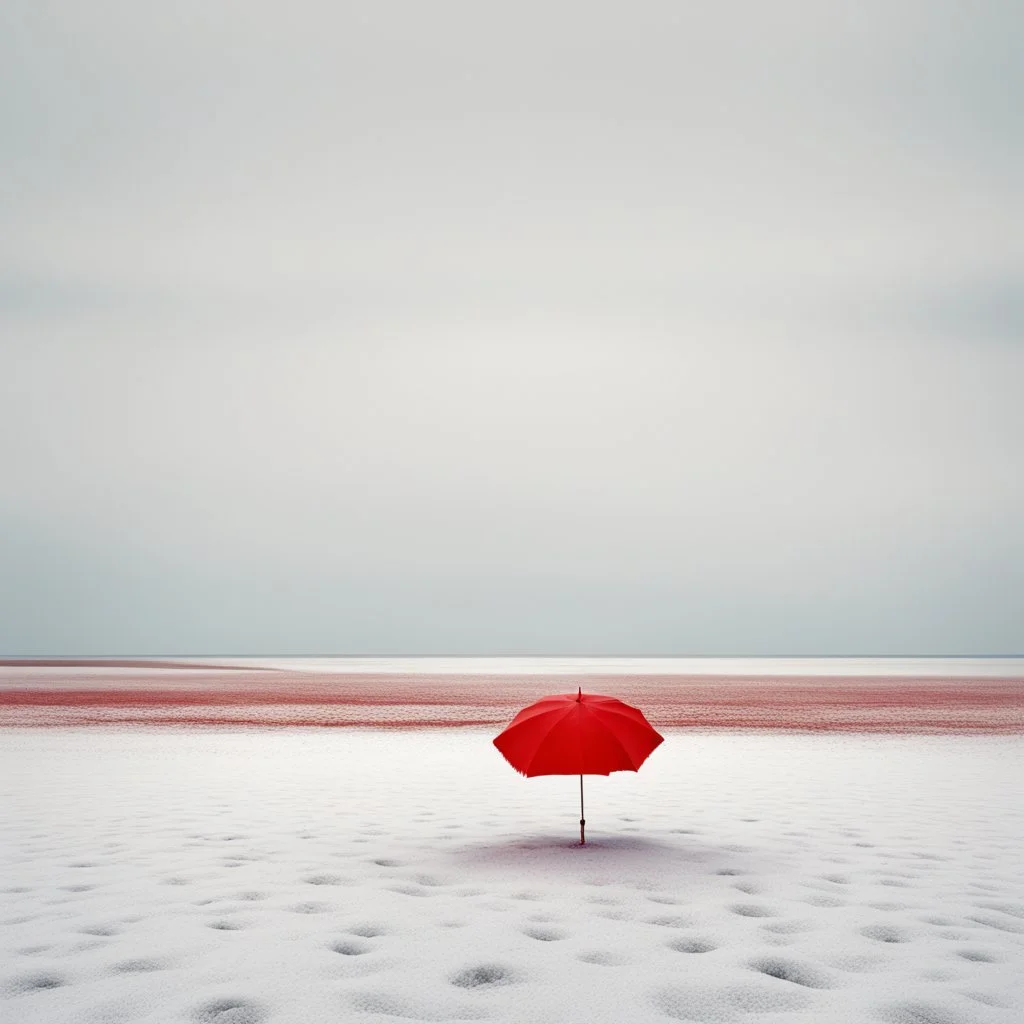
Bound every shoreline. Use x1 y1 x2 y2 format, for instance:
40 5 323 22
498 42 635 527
2 669 1022 732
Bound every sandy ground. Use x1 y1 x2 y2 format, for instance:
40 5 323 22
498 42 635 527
2 728 1022 1024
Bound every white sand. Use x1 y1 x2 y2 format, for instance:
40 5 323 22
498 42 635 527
2 728 1022 1024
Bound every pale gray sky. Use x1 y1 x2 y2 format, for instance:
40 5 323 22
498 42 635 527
1 1 1021 655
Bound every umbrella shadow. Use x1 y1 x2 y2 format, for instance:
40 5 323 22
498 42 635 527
446 830 712 877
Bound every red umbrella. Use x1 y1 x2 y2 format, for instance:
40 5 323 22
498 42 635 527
493 687 664 844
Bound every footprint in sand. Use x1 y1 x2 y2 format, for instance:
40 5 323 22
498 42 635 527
577 950 632 966
287 901 331 914
192 997 266 1023
450 963 518 989
748 956 837 989
733 882 764 896
522 926 568 942
385 884 432 898
79 923 121 936
668 937 717 954
330 938 372 956
956 948 1001 963
860 924 911 944
303 872 348 888
2 971 69 996
801 893 846 908
730 903 778 919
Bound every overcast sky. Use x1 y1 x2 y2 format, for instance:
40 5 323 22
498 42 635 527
1 1 1021 655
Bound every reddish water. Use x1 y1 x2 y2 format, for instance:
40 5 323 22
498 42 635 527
2 665 1022 732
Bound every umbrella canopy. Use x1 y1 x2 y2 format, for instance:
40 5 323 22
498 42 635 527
493 688 663 843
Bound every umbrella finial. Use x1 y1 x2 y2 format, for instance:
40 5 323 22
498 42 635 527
577 687 582 701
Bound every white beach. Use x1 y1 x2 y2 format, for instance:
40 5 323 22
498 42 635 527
2 728 1022 1024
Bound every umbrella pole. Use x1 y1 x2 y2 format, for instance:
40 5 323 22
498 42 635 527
579 774 585 845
